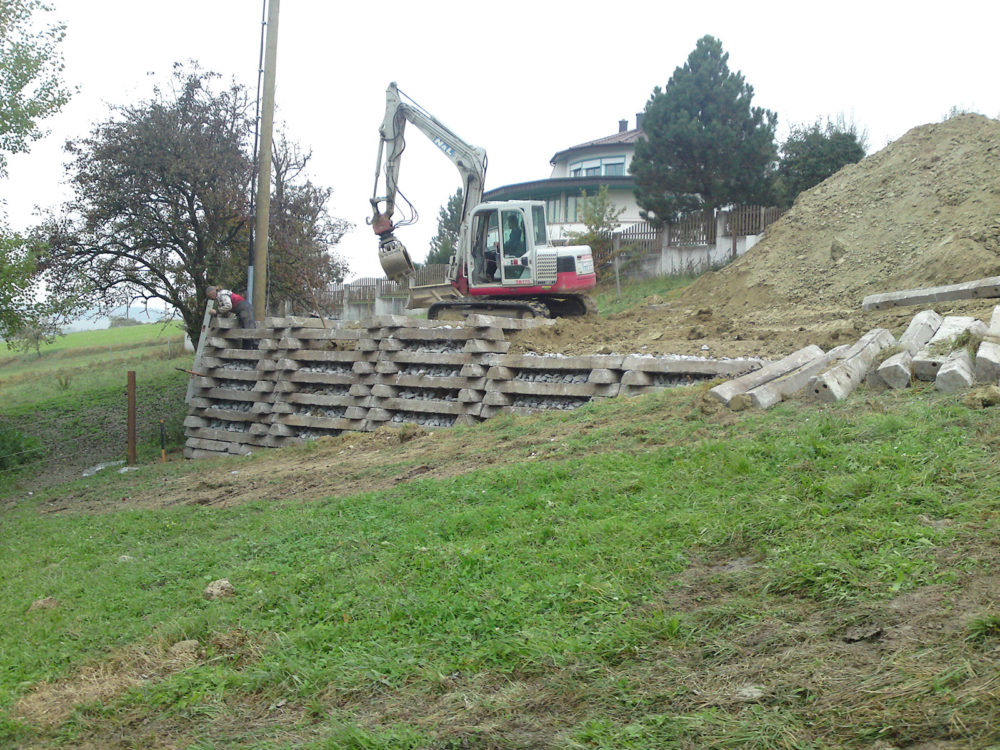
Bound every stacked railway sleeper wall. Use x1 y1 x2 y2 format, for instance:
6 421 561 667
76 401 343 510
183 314 764 459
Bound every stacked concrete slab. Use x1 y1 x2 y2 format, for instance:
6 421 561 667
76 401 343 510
183 314 764 458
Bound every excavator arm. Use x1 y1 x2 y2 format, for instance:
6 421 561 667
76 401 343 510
370 82 487 282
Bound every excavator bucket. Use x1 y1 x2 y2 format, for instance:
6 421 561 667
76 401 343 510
378 234 415 283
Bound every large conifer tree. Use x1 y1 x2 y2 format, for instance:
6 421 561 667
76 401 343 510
631 35 777 227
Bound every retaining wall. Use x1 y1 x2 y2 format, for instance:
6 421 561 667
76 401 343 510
183 314 763 459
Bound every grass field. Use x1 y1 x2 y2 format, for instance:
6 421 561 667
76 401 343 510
2 289 1000 747
0 322 193 487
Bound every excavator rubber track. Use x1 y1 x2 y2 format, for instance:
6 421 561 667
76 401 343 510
428 298 551 320
427 295 595 321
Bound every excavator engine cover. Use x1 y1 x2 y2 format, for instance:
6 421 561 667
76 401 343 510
378 234 415 283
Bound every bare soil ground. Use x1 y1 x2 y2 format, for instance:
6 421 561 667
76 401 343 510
513 113 1000 359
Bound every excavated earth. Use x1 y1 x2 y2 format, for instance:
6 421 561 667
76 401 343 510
512 113 1000 359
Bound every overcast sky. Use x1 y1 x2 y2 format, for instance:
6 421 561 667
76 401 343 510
3 0 998 282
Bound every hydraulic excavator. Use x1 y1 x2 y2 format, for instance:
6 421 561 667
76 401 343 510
370 82 596 319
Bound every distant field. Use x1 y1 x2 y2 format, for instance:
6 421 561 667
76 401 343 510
0 322 193 485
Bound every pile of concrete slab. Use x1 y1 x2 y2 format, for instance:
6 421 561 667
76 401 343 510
710 306 1000 410
183 313 763 459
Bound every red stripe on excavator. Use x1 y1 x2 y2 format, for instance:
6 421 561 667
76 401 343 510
465 272 596 297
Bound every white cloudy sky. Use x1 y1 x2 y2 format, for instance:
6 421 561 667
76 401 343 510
3 0 998 282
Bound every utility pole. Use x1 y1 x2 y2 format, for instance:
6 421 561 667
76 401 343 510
252 0 280 322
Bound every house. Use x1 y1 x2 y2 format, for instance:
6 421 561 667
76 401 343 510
482 116 645 242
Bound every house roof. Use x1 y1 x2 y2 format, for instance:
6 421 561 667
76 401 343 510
483 175 635 202
550 127 644 165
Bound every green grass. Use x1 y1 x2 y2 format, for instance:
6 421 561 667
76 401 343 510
0 322 193 487
593 273 697 316
2 386 1000 747
0 320 185 360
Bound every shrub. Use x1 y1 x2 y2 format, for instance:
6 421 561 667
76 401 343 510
0 425 46 472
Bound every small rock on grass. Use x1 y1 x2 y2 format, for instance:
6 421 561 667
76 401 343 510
203 579 235 600
27 597 59 612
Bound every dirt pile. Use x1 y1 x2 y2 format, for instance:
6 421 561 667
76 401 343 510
514 114 1000 358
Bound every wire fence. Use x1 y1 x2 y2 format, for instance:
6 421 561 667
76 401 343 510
0 367 190 487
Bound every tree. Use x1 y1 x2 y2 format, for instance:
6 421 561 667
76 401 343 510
0 0 72 176
426 188 463 265
267 135 351 309
5 314 61 357
566 186 625 267
37 64 350 344
630 35 778 227
775 118 867 206
0 0 72 339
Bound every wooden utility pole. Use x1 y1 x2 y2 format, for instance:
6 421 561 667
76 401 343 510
127 371 137 466
252 0 280 321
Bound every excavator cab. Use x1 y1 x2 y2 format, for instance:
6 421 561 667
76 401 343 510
468 205 535 287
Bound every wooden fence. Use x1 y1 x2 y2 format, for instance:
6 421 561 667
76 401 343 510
725 205 785 237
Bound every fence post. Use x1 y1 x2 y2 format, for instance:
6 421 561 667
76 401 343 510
127 370 137 466
614 236 622 300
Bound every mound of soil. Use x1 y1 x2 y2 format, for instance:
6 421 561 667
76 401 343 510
514 114 1000 358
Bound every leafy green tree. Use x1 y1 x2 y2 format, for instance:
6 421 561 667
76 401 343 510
5 314 61 356
37 65 350 344
426 188 463 265
267 135 351 309
566 186 625 265
775 119 867 206
0 0 72 339
631 35 778 227
0 0 72 175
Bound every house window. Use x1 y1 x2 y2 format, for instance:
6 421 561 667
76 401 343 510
604 162 624 176
584 166 601 176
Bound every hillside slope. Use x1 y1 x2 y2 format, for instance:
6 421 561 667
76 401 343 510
514 114 1000 359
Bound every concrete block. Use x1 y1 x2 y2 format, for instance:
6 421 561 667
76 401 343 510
745 350 831 408
621 370 653 386
463 339 510 353
623 355 762 378
486 366 516 380
898 309 943 355
375 360 400 374
484 392 512 406
809 328 896 403
710 345 824 405
913 316 988 380
863 276 1000 311
460 363 487 377
877 351 914 390
975 341 1000 384
458 388 486 402
349 383 372 397
353 361 376 375
183 416 208 428
494 353 623 371
379 338 404 351
587 368 620 384
936 350 975 393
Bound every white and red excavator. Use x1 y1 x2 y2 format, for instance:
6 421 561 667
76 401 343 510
370 82 596 319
